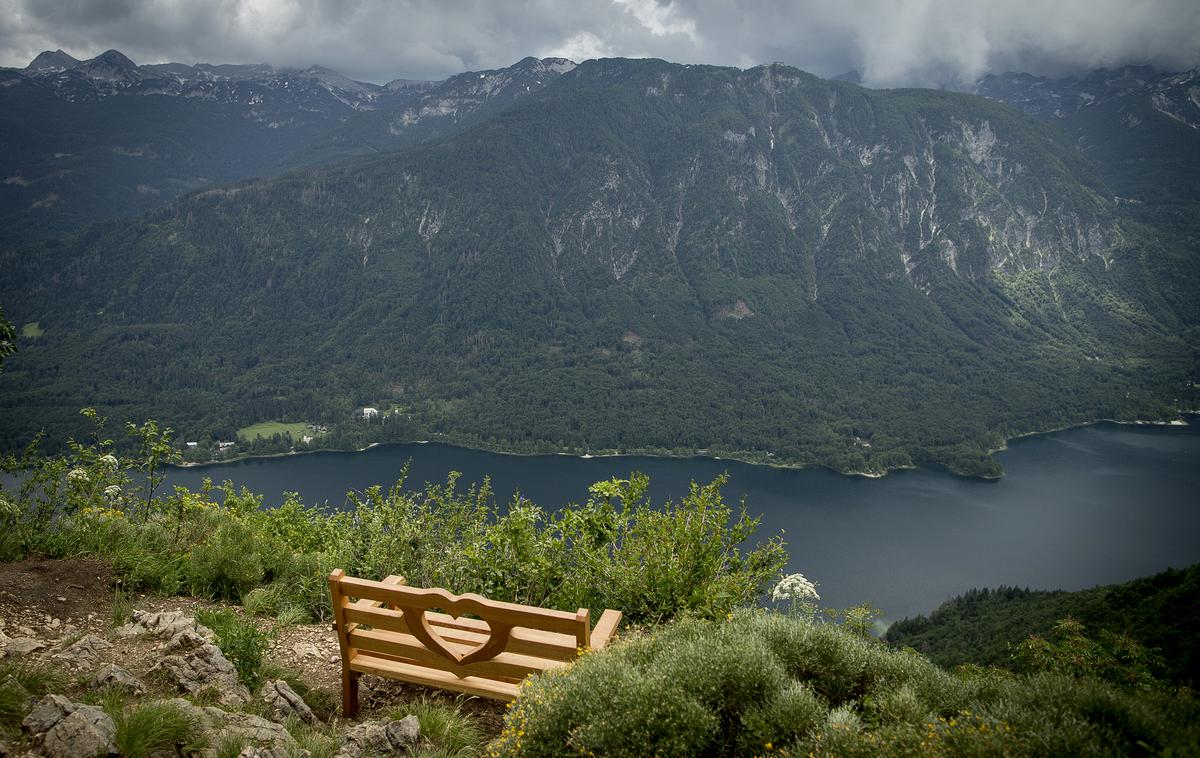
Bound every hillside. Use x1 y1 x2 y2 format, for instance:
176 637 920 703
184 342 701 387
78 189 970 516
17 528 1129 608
0 51 571 245
2 58 1197 474
884 564 1200 686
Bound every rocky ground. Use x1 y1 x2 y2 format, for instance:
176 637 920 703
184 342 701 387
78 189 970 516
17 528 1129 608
0 558 505 756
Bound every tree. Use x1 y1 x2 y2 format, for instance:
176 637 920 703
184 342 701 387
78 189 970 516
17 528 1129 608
125 418 181 522
0 305 14 372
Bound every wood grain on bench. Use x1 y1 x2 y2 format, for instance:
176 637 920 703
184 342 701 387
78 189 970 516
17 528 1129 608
329 569 622 713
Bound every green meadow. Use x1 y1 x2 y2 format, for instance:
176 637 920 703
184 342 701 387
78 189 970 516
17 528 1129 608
236 421 313 441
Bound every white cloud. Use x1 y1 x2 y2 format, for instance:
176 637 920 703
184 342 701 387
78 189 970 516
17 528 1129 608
0 0 1196 85
543 31 616 62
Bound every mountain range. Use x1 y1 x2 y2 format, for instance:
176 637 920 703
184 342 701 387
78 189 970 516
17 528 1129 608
0 50 574 243
1 52 1197 475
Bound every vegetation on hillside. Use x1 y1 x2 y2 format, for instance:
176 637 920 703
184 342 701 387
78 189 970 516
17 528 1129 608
885 565 1200 686
3 59 1196 477
0 305 14 372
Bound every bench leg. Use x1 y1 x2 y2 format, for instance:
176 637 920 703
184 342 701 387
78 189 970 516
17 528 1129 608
342 669 360 719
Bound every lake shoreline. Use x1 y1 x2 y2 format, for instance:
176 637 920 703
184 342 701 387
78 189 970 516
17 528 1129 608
173 413 1194 479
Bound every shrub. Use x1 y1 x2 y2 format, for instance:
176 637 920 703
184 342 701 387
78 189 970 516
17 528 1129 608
1014 617 1162 690
195 608 272 691
491 611 1200 757
188 521 266 601
4 416 786 627
493 614 810 757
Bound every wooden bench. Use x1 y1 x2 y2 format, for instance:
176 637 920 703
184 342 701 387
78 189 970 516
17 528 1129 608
328 570 622 714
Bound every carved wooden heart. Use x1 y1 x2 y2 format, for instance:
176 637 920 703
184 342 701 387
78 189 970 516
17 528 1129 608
400 605 514 665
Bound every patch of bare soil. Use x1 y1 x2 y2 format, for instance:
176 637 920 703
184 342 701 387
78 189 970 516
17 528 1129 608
0 558 113 629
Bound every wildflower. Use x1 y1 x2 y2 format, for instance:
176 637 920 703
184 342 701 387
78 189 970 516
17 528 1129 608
99 454 119 469
103 485 122 500
67 468 89 483
773 572 821 620
772 573 820 603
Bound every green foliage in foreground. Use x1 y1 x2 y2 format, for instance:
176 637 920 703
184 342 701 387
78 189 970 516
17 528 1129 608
493 612 1200 757
885 564 1200 686
194 608 273 691
0 412 786 626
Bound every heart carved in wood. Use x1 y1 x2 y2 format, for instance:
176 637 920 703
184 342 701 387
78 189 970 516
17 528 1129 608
400 605 515 666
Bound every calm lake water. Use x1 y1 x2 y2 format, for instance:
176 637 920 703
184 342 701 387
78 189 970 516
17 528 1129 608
164 421 1200 623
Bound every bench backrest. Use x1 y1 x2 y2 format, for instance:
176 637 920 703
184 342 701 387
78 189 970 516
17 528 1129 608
329 570 613 701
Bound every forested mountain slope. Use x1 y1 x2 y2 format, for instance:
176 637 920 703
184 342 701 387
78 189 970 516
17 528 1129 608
885 564 1200 686
2 59 1196 474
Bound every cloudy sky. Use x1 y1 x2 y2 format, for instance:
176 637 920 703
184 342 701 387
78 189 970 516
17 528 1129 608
2 0 1198 87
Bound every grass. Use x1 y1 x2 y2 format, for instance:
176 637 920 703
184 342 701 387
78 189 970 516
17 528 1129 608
194 608 271 691
387 697 488 757
110 586 133 628
127 721 206 758
0 678 30 735
0 662 71 736
0 661 69 698
236 421 316 441
20 322 43 338
285 717 342 758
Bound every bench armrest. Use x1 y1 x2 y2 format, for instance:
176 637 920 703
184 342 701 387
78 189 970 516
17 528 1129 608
591 609 622 651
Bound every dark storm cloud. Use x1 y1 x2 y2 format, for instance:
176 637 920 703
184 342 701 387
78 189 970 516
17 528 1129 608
2 0 1198 85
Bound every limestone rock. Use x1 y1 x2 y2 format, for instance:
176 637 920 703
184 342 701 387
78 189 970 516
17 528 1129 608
116 610 214 641
291 642 322 660
385 717 421 752
261 679 318 725
3 638 46 657
236 747 298 758
150 640 250 706
40 705 117 758
157 697 211 725
53 634 114 667
90 663 146 695
162 627 212 654
205 708 297 752
21 694 76 735
336 715 421 757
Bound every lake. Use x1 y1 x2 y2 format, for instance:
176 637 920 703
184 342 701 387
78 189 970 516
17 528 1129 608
164 421 1200 623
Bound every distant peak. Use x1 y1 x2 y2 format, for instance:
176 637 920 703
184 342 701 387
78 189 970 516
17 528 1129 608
513 56 576 74
89 49 138 68
832 69 862 84
25 49 80 72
